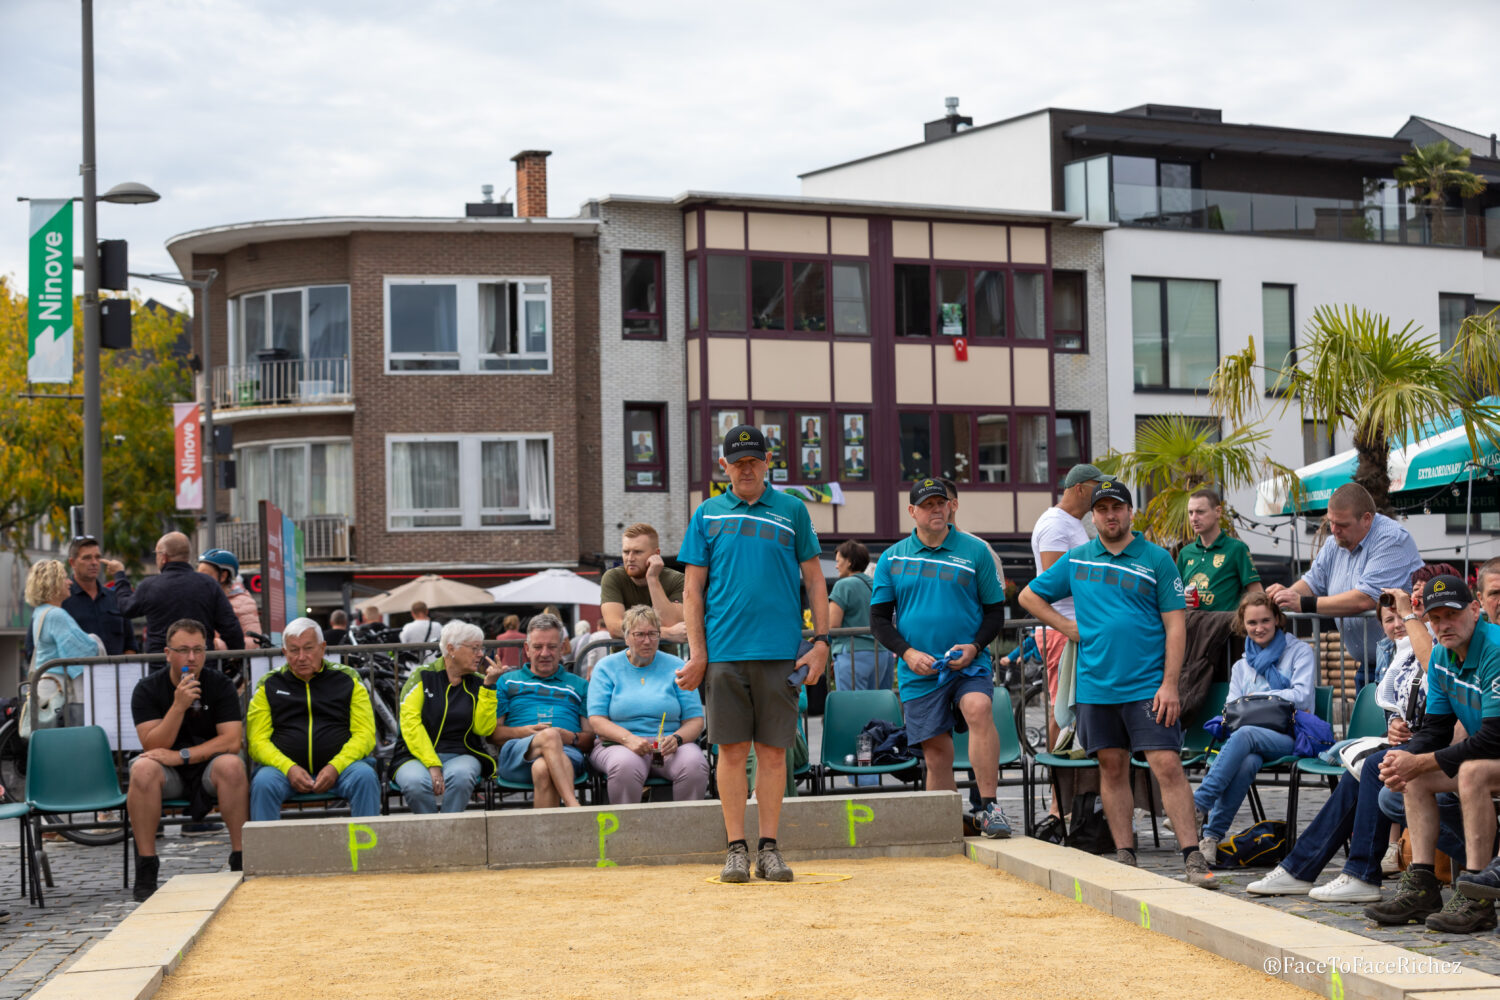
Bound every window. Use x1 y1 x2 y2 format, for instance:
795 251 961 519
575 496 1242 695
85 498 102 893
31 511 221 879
831 263 870 335
894 265 931 337
1013 273 1046 340
234 284 350 366
973 271 1005 339
1131 277 1218 391
900 411 1025 485
688 410 702 484
938 269 967 337
755 408 829 484
624 404 667 490
898 412 931 481
621 253 663 339
751 261 785 330
790 263 826 332
1016 414 1050 483
755 407 790 480
706 256 745 332
387 434 553 530
1262 284 1296 392
686 259 700 331
709 408 744 480
976 414 1010 483
1439 293 1500 353
1053 412 1089 486
839 411 869 481
385 277 551 374
1302 420 1335 465
1136 415 1219 505
233 440 353 522
1052 272 1085 352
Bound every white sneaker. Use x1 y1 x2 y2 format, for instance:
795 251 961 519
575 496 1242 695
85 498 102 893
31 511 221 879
1380 842 1402 877
1308 873 1382 903
1246 866 1314 896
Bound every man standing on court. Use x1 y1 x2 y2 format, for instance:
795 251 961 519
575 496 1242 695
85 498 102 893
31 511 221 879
1176 487 1261 610
678 425 829 883
1266 482 1423 687
871 478 1011 837
1020 479 1218 888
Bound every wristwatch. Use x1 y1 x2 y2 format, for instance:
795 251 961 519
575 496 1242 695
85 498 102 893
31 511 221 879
1402 613 1421 622
179 748 191 765
811 634 830 647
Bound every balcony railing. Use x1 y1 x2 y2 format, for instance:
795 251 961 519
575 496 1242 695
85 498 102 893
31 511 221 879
1110 182 1492 250
212 357 351 409
208 514 356 562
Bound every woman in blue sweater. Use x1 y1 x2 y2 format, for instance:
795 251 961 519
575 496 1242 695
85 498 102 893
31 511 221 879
1191 591 1316 862
587 606 708 803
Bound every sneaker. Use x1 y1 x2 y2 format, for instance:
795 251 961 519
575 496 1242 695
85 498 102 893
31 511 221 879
1426 890 1497 933
755 844 793 882
1162 807 1207 838
181 822 223 836
1364 868 1443 925
1309 873 1382 903
1247 866 1314 896
1380 842 1402 877
133 854 160 902
1456 858 1500 901
0 910 8 923
720 844 751 884
1184 850 1220 890
977 803 1012 840
1198 835 1219 866
228 851 243 873
1115 848 1138 867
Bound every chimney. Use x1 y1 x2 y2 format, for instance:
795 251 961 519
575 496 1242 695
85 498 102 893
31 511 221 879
511 150 552 218
924 97 972 143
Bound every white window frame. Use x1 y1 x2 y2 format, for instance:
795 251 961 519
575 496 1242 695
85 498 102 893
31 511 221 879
383 275 553 375
232 436 355 522
230 284 351 366
385 432 555 531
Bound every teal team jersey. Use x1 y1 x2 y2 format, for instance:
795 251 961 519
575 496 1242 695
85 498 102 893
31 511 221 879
678 485 820 661
493 666 589 731
1027 531 1186 705
872 526 1004 703
1426 619 1500 738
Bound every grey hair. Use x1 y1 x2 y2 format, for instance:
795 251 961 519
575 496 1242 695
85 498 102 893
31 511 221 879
621 605 660 636
525 612 567 643
283 617 324 643
440 619 484 655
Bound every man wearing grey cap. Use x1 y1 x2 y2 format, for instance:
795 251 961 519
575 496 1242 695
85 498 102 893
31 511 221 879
678 425 829 884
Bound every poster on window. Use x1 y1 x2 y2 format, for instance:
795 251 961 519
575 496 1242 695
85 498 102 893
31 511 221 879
844 445 867 480
759 423 784 460
843 413 865 445
631 430 655 463
716 410 743 443
941 302 964 337
800 415 821 447
802 447 823 479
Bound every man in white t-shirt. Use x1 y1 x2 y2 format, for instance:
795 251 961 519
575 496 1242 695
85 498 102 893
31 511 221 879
399 601 442 664
1029 463 1100 814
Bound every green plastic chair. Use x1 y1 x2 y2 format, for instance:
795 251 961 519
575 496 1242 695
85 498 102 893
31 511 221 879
819 689 915 793
1286 683 1385 846
26 726 130 905
1239 685 1333 843
0 800 38 906
950 687 1024 780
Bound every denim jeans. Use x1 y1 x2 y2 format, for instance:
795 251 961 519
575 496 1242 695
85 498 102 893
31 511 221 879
1193 724 1296 839
250 757 381 822
393 753 483 814
1378 784 1468 869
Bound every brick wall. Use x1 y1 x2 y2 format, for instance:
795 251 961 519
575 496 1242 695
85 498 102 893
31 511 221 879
1049 223 1110 462
512 151 551 218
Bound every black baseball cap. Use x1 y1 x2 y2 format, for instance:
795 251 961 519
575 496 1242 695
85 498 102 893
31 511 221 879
721 425 768 463
910 478 949 505
1090 479 1133 509
1421 574 1473 612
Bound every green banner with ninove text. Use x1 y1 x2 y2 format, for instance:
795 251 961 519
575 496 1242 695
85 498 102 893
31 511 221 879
27 198 74 384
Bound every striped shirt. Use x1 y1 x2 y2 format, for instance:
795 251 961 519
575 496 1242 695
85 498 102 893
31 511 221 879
1302 513 1424 666
493 666 589 731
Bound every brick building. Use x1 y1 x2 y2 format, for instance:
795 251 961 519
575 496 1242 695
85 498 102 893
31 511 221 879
165 153 602 608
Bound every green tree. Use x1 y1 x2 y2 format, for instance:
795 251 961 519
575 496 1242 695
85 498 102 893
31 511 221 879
1210 304 1500 512
1094 415 1288 550
0 276 194 562
1394 140 1487 244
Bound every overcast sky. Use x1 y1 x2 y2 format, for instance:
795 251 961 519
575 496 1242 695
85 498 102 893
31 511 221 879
2 0 1493 309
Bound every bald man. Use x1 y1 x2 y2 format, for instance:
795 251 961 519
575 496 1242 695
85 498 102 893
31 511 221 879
115 532 245 653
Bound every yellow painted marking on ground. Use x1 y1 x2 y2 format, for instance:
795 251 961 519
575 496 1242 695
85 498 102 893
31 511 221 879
1139 901 1150 929
706 872 854 885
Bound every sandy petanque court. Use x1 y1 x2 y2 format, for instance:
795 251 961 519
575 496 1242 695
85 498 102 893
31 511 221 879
155 856 1315 1000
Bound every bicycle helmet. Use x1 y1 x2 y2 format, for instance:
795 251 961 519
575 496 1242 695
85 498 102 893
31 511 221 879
199 548 240 578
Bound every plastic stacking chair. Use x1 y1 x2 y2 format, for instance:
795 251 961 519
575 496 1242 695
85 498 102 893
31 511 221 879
0 800 38 907
1129 681 1232 846
819 689 916 793
26 726 130 906
949 687 1025 791
1286 683 1384 849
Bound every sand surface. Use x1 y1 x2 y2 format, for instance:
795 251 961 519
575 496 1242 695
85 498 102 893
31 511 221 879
157 856 1315 1000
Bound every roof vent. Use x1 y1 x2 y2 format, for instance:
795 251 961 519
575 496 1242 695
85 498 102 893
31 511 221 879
466 183 514 217
925 96 973 142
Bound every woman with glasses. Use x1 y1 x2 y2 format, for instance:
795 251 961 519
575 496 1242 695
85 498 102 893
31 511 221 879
390 620 503 813
586 605 708 803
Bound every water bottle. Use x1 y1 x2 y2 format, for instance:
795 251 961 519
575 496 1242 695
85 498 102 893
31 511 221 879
856 733 873 767
182 664 203 712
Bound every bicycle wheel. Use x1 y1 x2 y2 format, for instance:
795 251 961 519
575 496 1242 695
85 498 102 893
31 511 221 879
1015 681 1048 757
38 809 127 846
0 719 25 802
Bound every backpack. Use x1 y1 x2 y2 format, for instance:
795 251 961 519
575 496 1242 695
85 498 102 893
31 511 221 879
1213 819 1287 868
1065 792 1113 854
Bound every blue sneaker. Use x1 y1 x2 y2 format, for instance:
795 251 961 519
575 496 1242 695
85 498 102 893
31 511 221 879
1458 858 1500 901
977 803 1012 839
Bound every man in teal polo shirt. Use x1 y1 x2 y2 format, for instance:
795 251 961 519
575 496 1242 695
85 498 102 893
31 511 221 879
870 478 1010 837
1176 487 1261 610
1020 480 1217 888
1371 575 1500 931
679 425 829 884
489 614 595 809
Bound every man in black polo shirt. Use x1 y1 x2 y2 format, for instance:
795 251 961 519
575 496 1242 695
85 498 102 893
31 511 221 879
113 531 244 653
23 535 136 661
127 619 248 901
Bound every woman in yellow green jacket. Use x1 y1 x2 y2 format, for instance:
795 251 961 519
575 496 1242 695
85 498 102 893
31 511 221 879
392 620 502 812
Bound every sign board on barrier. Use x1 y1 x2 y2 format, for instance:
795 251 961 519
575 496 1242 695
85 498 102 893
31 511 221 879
78 662 149 751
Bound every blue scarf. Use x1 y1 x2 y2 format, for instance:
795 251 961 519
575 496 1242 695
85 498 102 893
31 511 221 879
1243 629 1292 690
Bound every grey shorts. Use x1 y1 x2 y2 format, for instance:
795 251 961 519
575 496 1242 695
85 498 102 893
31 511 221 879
157 754 224 800
705 660 799 748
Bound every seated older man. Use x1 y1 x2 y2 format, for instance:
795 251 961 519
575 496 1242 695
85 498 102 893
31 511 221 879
391 620 503 812
247 617 380 820
489 613 595 807
127 618 249 900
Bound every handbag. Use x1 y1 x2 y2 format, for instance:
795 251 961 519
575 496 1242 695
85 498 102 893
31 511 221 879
1221 693 1294 735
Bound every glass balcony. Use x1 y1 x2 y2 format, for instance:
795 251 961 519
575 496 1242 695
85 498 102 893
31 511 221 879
212 357 351 409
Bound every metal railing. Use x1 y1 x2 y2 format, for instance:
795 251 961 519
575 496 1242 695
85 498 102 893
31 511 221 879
212 357 351 409
212 514 355 561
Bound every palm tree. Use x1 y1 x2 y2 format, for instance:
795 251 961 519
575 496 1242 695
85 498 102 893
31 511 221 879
1094 416 1289 551
1394 140 1486 245
1210 304 1500 512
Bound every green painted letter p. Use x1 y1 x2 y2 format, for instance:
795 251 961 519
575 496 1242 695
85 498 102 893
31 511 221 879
348 823 377 872
597 812 619 868
846 799 874 846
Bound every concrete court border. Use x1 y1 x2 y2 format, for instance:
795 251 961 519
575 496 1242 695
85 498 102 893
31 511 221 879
966 836 1500 1000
